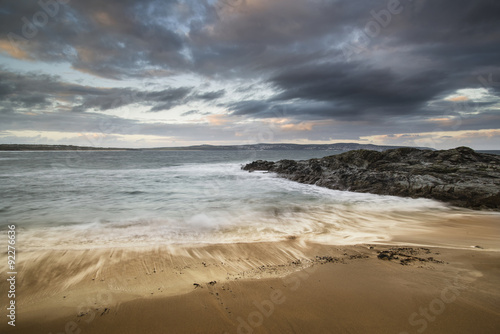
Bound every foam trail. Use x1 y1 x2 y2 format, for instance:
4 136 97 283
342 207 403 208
2 151 497 251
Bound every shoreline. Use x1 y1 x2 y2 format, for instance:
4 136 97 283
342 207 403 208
2 245 499 333
1 214 499 333
11 209 500 252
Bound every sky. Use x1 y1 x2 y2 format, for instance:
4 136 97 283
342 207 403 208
0 0 499 149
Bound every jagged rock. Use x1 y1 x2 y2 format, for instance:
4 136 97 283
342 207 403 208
242 147 500 210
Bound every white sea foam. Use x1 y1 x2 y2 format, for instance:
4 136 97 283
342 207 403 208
1 150 493 251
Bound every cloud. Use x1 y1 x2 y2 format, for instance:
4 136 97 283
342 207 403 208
1 0 499 83
1 0 500 149
194 89 225 100
446 96 469 102
0 68 233 114
181 110 210 117
0 68 196 113
0 0 188 79
205 114 232 126
229 100 270 116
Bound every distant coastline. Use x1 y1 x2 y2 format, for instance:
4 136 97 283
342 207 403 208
0 144 136 151
0 143 433 152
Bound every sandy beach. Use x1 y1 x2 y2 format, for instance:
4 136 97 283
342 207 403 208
1 213 499 334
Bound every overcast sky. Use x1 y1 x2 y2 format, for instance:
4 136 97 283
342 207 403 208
1 0 499 149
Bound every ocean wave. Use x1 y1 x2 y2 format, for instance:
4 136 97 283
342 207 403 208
3 150 494 251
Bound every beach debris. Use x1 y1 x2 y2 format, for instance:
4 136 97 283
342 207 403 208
208 280 217 286
377 251 397 261
101 308 109 316
193 283 202 289
474 245 484 249
377 248 444 265
315 256 339 263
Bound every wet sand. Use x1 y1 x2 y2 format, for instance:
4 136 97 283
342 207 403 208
1 214 500 333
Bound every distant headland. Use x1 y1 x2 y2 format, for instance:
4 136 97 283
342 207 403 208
0 143 432 152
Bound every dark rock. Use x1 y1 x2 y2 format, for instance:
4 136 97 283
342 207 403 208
242 147 500 210
376 248 443 265
243 160 276 172
377 251 395 261
315 256 339 263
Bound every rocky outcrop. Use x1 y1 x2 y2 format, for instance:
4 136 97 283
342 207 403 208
242 147 500 210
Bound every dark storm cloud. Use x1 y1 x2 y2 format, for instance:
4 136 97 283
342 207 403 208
1 0 500 143
0 0 190 79
71 87 193 113
0 0 366 79
386 0 500 48
3 0 500 83
229 100 269 116
261 63 457 120
0 68 232 115
210 0 499 125
227 3 499 122
0 68 195 113
227 102 337 122
194 89 226 100
0 69 63 110
230 60 498 123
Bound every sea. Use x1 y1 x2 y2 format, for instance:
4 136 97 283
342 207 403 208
0 149 491 250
